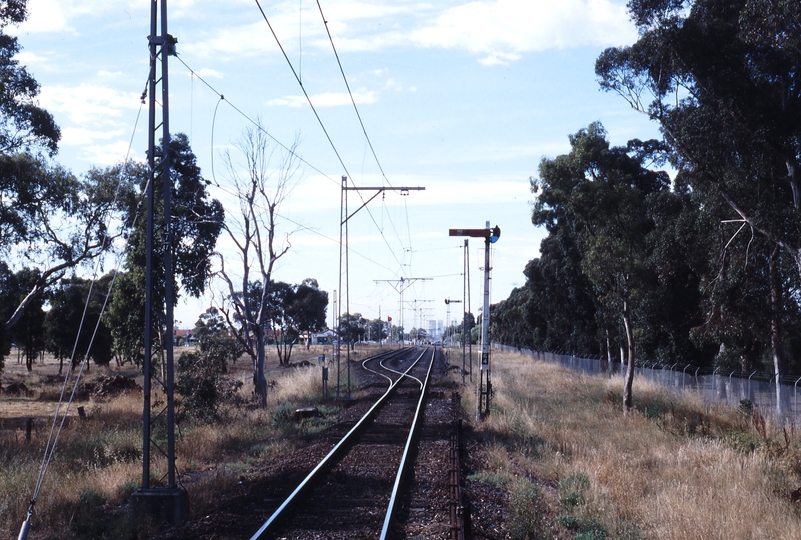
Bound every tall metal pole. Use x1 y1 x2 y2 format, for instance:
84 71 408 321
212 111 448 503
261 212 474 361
132 0 187 524
337 178 344 399
331 289 336 396
466 240 472 383
339 181 423 394
159 0 177 491
345 177 351 398
141 0 157 492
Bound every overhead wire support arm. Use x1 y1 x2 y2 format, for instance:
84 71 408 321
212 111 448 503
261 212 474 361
342 186 425 224
374 277 433 348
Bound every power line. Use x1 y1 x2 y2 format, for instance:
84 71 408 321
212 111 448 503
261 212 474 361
253 0 351 179
315 0 392 188
251 0 411 273
174 55 338 186
178 52 407 274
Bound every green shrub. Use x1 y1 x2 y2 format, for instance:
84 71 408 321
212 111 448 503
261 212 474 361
177 349 243 422
509 479 550 540
559 471 591 508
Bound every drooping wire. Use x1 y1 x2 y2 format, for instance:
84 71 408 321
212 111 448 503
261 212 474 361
314 0 412 268
210 94 224 187
174 54 337 185
253 0 351 179
275 213 398 275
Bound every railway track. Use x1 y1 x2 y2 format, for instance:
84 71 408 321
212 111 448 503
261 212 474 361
149 346 463 540
250 346 439 540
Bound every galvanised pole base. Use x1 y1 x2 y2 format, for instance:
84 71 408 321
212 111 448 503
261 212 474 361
131 487 188 526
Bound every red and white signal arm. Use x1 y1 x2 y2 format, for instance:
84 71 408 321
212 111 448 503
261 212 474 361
387 316 392 321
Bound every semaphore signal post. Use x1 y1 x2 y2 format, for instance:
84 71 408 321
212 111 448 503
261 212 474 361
449 222 500 421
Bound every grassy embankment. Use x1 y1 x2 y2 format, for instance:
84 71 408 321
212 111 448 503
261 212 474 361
0 346 349 539
5 347 800 539
462 349 801 539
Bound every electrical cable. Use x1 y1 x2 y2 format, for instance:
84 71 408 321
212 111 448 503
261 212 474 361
251 0 407 271
253 0 350 179
174 55 337 185
26 91 149 526
210 94 224 187
315 0 392 188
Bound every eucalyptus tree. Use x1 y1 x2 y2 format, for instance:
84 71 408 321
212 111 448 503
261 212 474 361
2 155 132 334
10 268 45 372
0 0 59 155
215 123 300 406
532 123 672 413
0 263 14 372
107 136 224 366
292 278 329 350
596 0 801 408
338 313 367 349
46 275 114 373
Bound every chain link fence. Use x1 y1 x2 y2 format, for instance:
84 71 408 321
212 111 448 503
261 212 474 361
493 344 801 420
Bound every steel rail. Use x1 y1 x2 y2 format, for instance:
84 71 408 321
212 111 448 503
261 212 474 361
378 353 424 388
361 348 407 385
380 347 436 539
249 346 431 540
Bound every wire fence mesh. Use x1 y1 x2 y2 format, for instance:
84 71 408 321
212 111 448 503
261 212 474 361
493 344 801 420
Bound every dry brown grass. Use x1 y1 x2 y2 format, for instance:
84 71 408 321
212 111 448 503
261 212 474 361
0 355 336 539
463 350 801 539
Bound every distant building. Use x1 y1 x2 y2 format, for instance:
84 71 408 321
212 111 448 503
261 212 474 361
311 329 336 345
428 319 438 340
173 329 196 346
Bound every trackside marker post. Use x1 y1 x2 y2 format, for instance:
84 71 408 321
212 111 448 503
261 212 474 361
449 222 500 420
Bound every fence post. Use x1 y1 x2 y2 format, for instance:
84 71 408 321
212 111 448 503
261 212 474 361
748 371 757 401
729 370 737 405
795 376 801 419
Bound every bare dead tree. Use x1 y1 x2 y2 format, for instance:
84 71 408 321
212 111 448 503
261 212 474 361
214 123 300 407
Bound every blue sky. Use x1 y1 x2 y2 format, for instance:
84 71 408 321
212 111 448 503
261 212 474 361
13 0 660 331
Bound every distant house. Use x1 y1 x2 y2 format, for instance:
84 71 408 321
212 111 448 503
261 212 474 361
311 329 336 345
173 329 196 347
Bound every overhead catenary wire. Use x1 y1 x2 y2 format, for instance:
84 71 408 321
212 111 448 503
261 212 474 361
315 0 392 188
203 169 401 277
174 55 337 186
251 0 410 272
178 54 410 275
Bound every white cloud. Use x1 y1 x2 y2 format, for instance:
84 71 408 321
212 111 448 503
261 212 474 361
410 0 636 64
82 141 141 166
97 70 125 79
14 51 47 65
478 52 522 67
188 0 633 65
38 84 142 126
13 0 93 34
267 90 378 108
11 0 152 34
59 126 125 147
191 67 224 79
